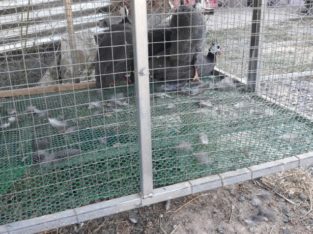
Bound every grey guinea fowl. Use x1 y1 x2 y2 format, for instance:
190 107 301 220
192 41 222 81
148 28 172 57
151 41 221 82
95 7 134 88
169 5 205 67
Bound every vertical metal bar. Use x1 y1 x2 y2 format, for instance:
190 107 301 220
63 0 80 83
255 0 267 93
130 0 154 198
247 0 264 91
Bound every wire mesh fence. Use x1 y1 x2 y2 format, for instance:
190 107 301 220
147 0 313 189
0 0 141 225
0 0 313 230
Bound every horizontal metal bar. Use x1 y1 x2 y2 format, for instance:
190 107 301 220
1 14 106 40
2 152 313 234
214 68 313 87
0 27 107 53
0 0 59 9
261 70 313 81
75 194 141 223
214 66 247 84
0 1 109 25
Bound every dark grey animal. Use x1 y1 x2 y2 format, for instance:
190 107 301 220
32 137 51 151
302 0 313 14
95 18 134 88
32 148 81 165
150 41 221 82
95 5 206 88
148 28 172 57
169 5 205 67
95 17 172 88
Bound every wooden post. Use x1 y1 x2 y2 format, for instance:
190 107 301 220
247 0 264 91
0 81 96 98
63 0 80 83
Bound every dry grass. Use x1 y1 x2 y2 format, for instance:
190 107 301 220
43 168 313 234
261 169 313 221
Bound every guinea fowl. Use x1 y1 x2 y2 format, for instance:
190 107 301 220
150 4 211 83
148 28 172 57
148 1 202 57
151 41 221 82
95 4 206 88
192 41 221 80
168 5 205 68
95 7 134 88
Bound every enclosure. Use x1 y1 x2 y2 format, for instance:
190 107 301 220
0 0 313 233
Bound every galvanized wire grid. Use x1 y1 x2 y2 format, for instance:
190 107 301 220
0 0 140 224
147 1 313 188
0 0 313 227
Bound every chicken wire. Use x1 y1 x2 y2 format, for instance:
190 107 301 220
0 0 313 230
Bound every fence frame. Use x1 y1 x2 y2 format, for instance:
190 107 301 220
130 0 154 199
63 0 80 83
1 152 313 233
247 0 265 91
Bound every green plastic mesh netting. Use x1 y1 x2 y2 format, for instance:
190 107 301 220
1 78 313 224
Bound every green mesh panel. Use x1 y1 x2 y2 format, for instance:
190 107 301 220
0 88 140 224
1 78 313 225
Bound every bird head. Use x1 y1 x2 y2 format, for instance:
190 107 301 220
208 41 222 56
119 5 129 18
118 5 131 24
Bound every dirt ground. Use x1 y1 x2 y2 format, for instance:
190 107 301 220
44 169 313 234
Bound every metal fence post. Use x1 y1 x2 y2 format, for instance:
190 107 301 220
130 0 154 198
247 0 265 91
63 0 80 83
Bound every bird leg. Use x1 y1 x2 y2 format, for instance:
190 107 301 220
192 66 200 81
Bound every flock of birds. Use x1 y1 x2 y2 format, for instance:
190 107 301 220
94 1 221 88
